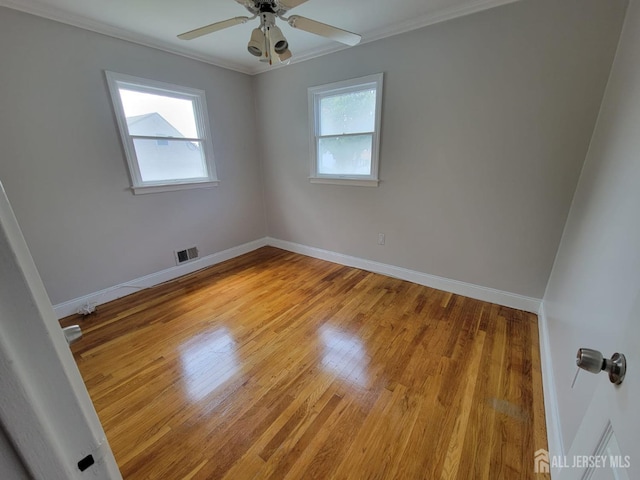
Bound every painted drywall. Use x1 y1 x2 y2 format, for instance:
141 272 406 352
0 423 28 480
542 0 640 459
254 0 627 299
0 7 266 305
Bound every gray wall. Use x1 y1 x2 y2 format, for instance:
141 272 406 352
0 0 629 307
543 0 640 458
0 423 29 480
0 8 266 305
254 0 627 299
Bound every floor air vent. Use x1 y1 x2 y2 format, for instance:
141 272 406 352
175 246 199 265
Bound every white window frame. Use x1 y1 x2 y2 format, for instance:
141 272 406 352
105 71 219 195
308 73 383 187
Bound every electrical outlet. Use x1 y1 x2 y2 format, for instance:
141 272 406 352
378 233 385 245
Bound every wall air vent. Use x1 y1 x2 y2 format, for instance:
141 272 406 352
175 246 199 265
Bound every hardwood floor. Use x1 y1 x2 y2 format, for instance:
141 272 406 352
62 247 549 479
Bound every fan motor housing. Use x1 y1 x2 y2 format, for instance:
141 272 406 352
249 1 278 14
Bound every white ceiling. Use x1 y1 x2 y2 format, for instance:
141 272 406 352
0 0 519 74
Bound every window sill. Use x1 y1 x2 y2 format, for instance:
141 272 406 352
309 177 379 187
131 180 220 195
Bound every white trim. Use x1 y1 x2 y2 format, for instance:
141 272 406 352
53 238 267 318
266 237 541 313
254 0 523 75
309 177 379 187
0 0 254 75
251 0 523 74
362 0 520 45
0 0 521 76
104 70 219 193
55 235 542 319
308 73 383 184
538 302 565 475
131 180 219 195
0 182 122 479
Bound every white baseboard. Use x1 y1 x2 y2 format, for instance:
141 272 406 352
53 238 267 318
266 237 541 314
538 302 564 475
56 236 542 318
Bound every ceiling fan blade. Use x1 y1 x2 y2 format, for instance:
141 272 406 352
178 16 250 40
278 0 309 10
287 15 361 46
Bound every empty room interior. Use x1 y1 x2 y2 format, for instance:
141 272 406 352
1 0 639 478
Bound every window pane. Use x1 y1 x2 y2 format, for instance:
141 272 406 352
133 139 207 182
320 89 376 136
318 134 373 176
119 89 199 139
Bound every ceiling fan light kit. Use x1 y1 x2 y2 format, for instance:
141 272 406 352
178 0 361 66
248 27 265 57
269 25 289 54
278 48 292 62
252 12 291 65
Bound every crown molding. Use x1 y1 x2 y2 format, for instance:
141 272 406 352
0 0 253 75
1 0 520 76
362 0 520 45
214 0 522 75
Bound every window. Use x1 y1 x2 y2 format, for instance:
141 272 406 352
105 71 219 194
308 73 383 186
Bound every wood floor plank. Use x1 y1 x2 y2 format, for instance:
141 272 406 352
440 330 486 479
61 246 548 479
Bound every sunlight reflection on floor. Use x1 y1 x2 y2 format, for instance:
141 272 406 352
179 328 239 402
319 325 369 387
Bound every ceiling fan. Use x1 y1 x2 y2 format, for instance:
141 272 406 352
178 0 361 65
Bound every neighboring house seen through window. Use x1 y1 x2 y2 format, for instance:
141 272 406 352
106 71 219 194
308 73 383 187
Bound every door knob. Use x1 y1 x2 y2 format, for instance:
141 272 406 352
576 348 626 385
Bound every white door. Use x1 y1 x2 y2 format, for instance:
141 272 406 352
0 182 122 480
542 0 640 478
557 293 639 480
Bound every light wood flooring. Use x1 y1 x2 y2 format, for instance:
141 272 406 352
62 246 549 479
